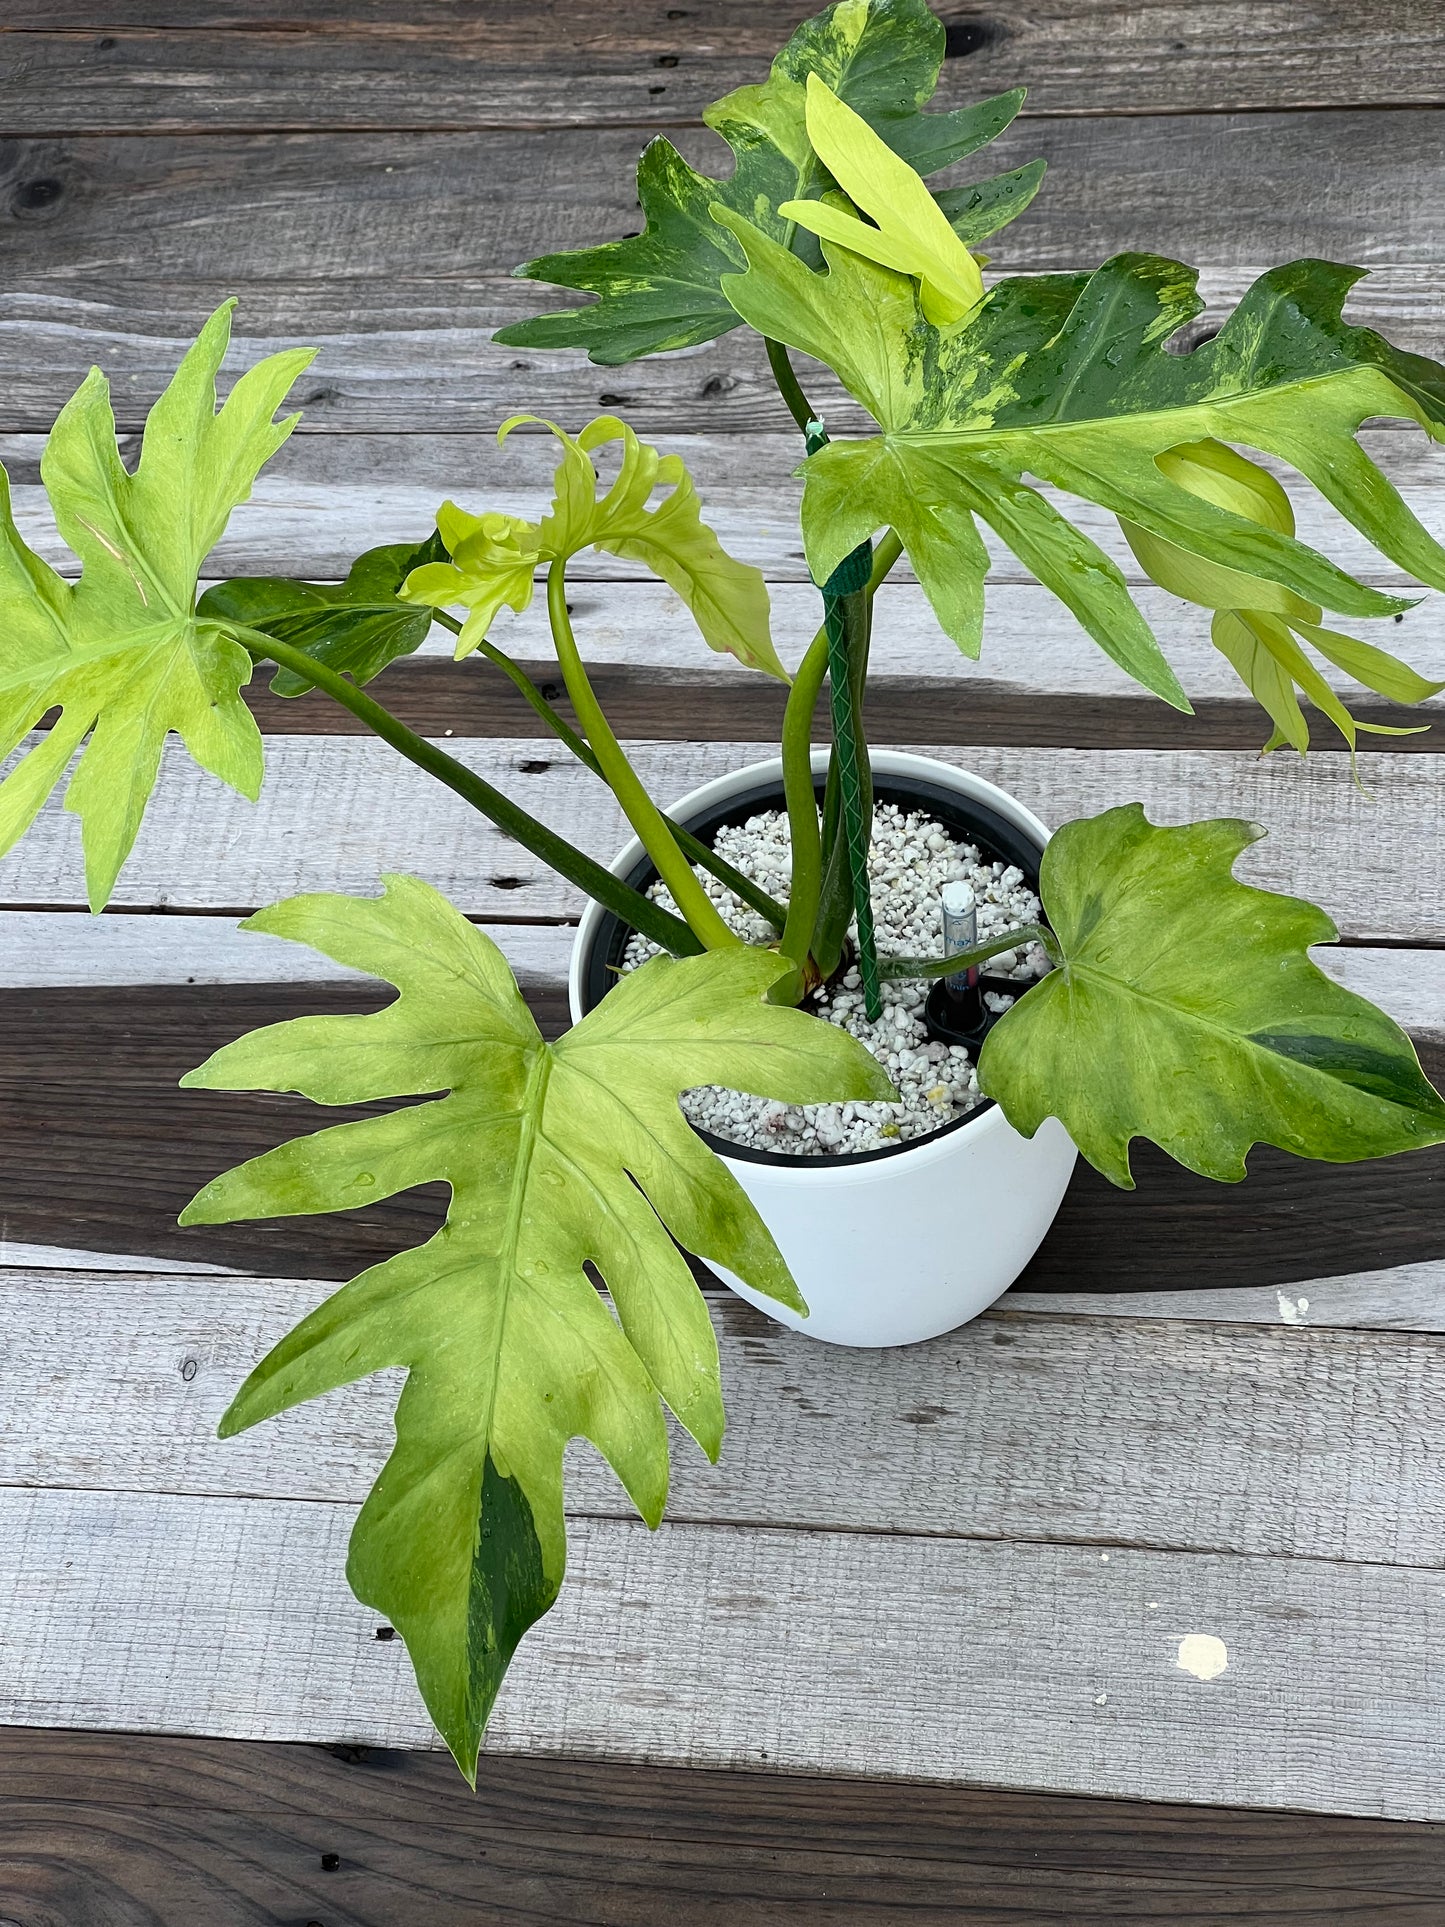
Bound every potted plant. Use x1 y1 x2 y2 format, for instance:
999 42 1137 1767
4 0 1445 1785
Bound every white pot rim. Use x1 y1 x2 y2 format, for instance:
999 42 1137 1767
569 748 1053 1185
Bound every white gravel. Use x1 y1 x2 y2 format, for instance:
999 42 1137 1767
621 800 1050 1159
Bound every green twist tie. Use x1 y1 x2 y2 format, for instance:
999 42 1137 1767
805 419 882 1024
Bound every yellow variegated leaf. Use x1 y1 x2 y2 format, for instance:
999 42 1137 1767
779 75 985 327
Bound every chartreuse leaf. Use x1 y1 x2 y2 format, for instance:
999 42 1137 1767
716 193 1445 708
494 0 1038 364
978 805 1445 1188
1120 439 1442 756
779 75 985 326
179 875 891 1781
198 530 447 697
403 414 786 680
0 304 314 908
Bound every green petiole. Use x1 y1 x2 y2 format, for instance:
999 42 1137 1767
433 609 787 934
230 625 703 958
544 565 740 951
876 923 1060 983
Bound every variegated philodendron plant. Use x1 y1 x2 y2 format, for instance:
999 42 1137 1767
4 0 1444 1779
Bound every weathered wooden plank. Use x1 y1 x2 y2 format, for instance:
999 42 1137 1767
6 270 1443 433
12 426 1441 600
3 737 1440 941
3 1484 1444 1817
7 1265 1445 1570
7 1732 1445 1926
3 905 1435 1026
7 5 1445 129
0 979 1439 1289
3 114 1442 300
1007 1261 1445 1334
0 910 573 988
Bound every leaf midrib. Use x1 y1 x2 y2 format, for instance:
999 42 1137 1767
890 368 1355 449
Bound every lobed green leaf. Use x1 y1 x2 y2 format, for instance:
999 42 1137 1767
979 805 1445 1187
0 304 314 907
181 877 890 1779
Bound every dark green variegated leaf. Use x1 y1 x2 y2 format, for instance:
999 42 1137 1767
0 304 314 909
180 876 891 1780
494 0 1038 365
199 531 447 697
978 805 1445 1187
717 190 1445 708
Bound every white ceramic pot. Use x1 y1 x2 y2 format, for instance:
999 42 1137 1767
569 750 1077 1348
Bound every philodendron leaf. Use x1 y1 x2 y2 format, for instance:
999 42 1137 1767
403 414 786 680
1120 439 1443 756
199 530 448 696
978 804 1445 1187
716 198 1445 709
0 303 315 909
179 875 891 1781
494 0 1039 364
779 75 985 327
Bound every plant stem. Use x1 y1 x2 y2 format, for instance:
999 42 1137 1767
764 338 816 434
433 611 787 933
778 530 905 979
545 564 739 950
231 626 702 958
876 923 1060 983
777 624 831 972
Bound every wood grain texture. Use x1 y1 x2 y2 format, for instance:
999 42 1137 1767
0 908 574 987
13 425 1440 586
2 110 1442 295
0 981 1440 1289
9 1264 1445 1569
4 736 1440 939
6 269 1444 433
7 1731 1445 1927
6 1239 1445 1334
1008 1261 1445 1333
7 3 1445 130
6 1483 1445 1817
3 910 1436 1020
234 655 1445 755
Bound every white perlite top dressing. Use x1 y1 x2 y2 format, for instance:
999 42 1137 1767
621 800 1050 1158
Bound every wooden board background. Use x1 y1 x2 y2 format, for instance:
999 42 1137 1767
5 1 1445 1919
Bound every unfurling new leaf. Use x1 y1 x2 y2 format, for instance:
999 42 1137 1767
0 304 314 908
180 876 892 1781
1120 439 1442 757
402 414 787 680
978 804 1445 1187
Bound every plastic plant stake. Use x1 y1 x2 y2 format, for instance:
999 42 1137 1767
942 881 980 993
